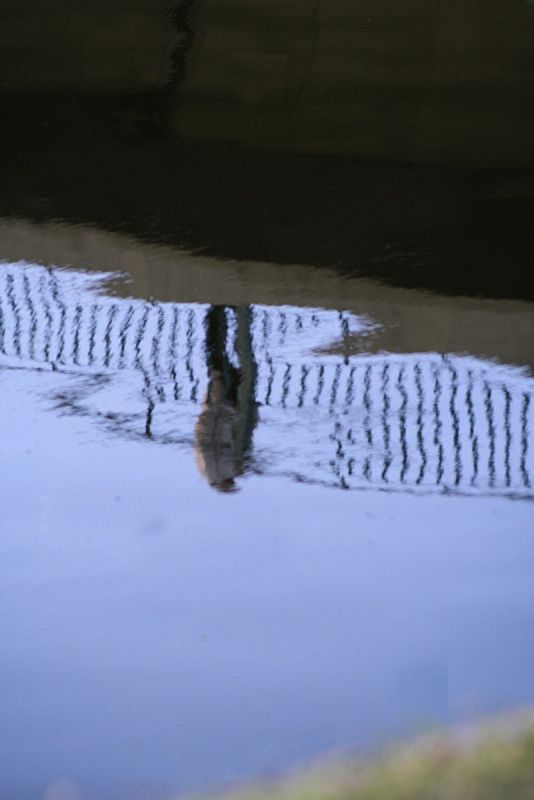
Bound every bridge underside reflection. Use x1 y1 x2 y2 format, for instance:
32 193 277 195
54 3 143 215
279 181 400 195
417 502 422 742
0 262 532 497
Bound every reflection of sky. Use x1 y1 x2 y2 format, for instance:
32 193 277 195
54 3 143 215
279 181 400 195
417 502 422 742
1 260 534 800
1 364 534 800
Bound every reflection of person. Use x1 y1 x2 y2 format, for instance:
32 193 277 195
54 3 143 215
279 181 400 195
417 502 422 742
194 305 257 492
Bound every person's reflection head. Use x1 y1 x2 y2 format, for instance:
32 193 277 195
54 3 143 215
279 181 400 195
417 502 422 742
212 477 239 493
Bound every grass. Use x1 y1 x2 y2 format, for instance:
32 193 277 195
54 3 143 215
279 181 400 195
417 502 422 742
189 714 534 800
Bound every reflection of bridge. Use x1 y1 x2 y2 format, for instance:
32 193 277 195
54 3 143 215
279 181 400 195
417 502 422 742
1 262 532 497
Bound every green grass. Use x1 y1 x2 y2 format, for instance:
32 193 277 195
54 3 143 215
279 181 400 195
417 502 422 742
190 714 534 800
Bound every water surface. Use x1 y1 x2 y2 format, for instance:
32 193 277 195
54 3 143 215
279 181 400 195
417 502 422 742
1 3 534 799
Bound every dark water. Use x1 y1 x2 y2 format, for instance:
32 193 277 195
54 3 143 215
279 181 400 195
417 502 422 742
1 3 534 800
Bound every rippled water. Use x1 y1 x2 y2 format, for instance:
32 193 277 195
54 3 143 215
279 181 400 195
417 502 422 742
1 3 534 799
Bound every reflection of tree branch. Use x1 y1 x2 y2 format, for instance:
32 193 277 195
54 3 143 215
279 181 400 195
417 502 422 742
49 373 194 447
167 1 196 91
290 0 323 147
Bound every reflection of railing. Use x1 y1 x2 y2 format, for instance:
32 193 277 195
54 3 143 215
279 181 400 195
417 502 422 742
254 356 532 497
1 262 532 497
0 263 360 406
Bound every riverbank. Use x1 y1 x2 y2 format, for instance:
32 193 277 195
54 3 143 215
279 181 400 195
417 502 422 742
191 713 534 800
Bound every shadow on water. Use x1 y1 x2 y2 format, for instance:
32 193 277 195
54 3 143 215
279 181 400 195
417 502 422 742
1 1 534 300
